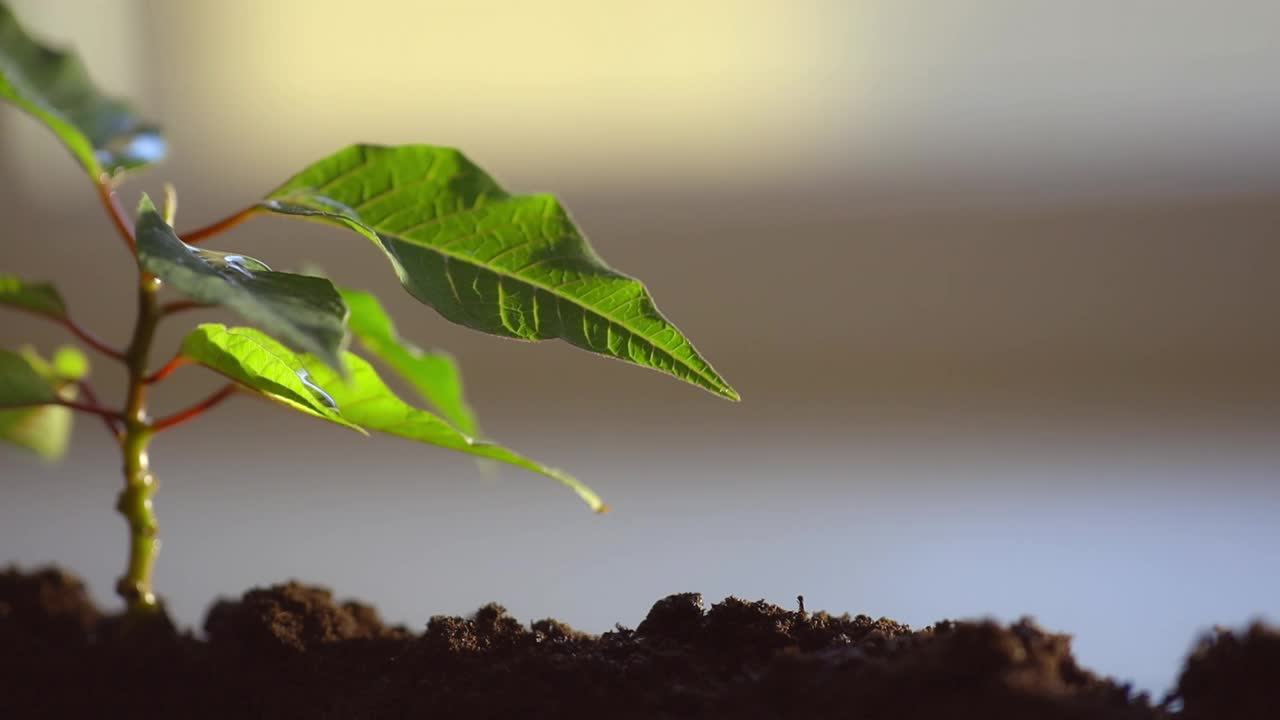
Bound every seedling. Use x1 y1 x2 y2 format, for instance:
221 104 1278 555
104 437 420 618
0 5 736 613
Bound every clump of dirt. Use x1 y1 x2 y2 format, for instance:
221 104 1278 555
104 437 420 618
0 565 1272 719
1173 622 1280 720
204 581 403 655
0 566 99 648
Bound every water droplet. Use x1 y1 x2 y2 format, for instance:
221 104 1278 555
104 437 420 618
222 256 256 278
296 368 338 409
309 195 361 220
192 249 271 278
95 129 167 169
120 132 167 165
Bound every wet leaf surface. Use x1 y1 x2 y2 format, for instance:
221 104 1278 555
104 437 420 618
179 324 359 432
136 197 349 372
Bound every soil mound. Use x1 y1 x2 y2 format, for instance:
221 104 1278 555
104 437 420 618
1 566 1273 719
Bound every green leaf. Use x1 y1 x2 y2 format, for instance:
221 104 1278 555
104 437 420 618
340 287 477 436
178 324 360 432
0 401 71 460
135 196 350 372
0 4 164 177
258 144 738 401
0 275 67 320
0 345 57 406
0 345 81 461
299 352 607 513
181 324 605 512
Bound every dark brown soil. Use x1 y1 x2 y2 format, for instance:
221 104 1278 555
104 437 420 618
0 566 1274 719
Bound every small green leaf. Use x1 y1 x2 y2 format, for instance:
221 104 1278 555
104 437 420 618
178 324 360 432
135 196 350 372
300 352 607 513
0 275 66 320
51 346 87 381
0 346 77 461
259 144 737 401
0 4 164 177
340 287 478 436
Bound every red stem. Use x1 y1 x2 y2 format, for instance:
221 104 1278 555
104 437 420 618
75 380 124 438
61 400 124 422
59 317 126 362
159 299 210 316
143 355 189 384
96 178 136 253
0 398 126 424
152 384 236 432
179 206 258 245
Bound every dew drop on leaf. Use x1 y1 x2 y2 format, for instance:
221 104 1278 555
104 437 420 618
295 368 337 409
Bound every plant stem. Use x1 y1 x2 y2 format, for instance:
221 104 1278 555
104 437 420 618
0 398 123 425
143 355 188 384
74 380 124 438
59 317 126 362
115 273 163 613
2 304 127 362
152 384 236 432
179 206 257 245
159 299 209 316
96 178 136 254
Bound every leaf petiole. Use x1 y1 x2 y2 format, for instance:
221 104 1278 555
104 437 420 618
59 316 126 363
73 379 124 438
151 383 237 432
159 299 210 317
95 178 136 253
143 355 189 384
0 397 123 423
179 206 258 245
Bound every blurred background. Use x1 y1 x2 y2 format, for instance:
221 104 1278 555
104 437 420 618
3 0 1278 697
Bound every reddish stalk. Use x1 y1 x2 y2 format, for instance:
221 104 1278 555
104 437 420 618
159 299 209 316
59 317 126 362
75 380 124 438
95 178 136 252
143 355 189 384
151 384 236 432
179 206 258 244
0 398 125 424
3 304 126 362
60 399 124 421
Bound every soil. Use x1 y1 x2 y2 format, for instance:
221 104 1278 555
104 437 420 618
1 566 1275 719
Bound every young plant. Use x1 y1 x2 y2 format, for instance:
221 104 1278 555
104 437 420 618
0 5 736 613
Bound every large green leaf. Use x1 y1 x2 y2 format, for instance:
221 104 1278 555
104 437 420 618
0 345 84 460
0 275 66 320
299 352 606 513
180 324 604 512
0 4 163 177
135 196 349 372
257 144 737 401
340 287 477 436
179 324 360 432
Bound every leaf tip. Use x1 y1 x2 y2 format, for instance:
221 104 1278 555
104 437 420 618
136 192 158 216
